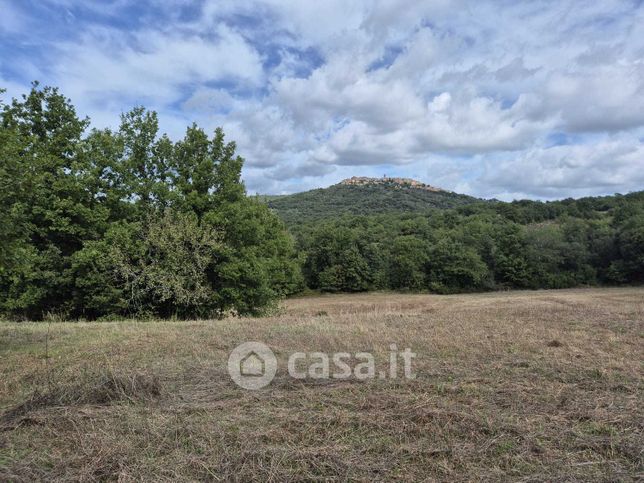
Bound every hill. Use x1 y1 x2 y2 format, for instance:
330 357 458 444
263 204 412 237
265 176 480 225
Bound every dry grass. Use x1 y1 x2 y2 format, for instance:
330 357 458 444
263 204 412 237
0 288 642 481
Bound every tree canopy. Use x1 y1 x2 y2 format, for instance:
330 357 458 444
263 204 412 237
0 83 301 320
288 193 644 294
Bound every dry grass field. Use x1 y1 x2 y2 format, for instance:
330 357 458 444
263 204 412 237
1 288 642 481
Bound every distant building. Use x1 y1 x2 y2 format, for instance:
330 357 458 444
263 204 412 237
339 176 444 192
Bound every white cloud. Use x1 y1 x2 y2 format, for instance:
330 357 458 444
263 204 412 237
2 0 643 198
479 135 644 200
543 61 644 132
52 24 263 108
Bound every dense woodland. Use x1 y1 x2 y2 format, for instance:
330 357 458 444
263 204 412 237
285 193 644 293
1 85 643 320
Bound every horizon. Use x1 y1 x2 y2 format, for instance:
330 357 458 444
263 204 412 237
260 175 641 202
1 1 643 200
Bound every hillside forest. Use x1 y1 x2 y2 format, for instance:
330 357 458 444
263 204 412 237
1 85 643 320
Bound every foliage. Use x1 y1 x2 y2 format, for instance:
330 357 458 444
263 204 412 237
289 192 644 293
266 182 478 225
73 211 223 319
0 84 298 320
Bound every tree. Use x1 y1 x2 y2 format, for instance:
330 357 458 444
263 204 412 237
491 223 530 288
73 211 223 319
0 83 103 318
204 198 303 314
388 236 430 290
0 88 27 271
426 238 487 293
318 246 371 292
303 226 372 292
609 205 644 283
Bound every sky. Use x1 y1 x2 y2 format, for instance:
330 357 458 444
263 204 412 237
1 0 643 199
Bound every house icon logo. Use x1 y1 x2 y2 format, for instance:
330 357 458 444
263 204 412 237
240 351 265 376
228 342 277 390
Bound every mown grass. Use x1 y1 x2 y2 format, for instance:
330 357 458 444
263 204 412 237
1 288 642 481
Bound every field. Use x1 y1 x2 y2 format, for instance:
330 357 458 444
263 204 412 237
1 288 642 481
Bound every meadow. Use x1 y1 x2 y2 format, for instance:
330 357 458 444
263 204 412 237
1 288 642 481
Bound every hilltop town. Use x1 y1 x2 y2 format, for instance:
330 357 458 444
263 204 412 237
338 176 445 192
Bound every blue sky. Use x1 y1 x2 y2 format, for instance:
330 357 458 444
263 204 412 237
1 0 643 199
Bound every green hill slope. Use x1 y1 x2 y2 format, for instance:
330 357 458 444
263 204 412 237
265 177 480 224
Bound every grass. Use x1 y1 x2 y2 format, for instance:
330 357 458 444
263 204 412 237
0 287 642 481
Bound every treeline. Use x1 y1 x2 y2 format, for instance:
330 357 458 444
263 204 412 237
0 84 301 320
292 194 644 293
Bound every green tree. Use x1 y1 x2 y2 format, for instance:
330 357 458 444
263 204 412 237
388 236 430 290
73 210 223 319
609 205 644 283
0 88 27 271
205 198 303 314
426 238 487 293
303 226 372 292
0 83 104 318
318 246 371 292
